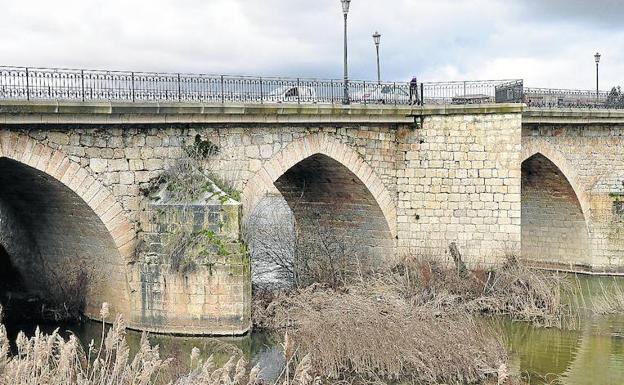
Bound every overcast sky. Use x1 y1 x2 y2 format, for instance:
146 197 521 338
1 0 623 89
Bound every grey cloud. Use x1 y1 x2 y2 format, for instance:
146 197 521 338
518 0 624 28
1 0 623 89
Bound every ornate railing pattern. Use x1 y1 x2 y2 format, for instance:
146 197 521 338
523 87 612 108
0 66 519 106
2 66 621 108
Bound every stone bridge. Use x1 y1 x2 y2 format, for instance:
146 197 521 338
0 100 623 335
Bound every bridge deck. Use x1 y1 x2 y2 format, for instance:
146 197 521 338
0 100 524 125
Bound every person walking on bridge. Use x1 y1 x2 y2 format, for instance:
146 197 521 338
409 76 420 105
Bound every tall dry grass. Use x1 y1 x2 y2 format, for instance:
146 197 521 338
577 276 624 315
257 284 508 385
251 254 578 384
0 302 319 385
0 309 172 385
385 254 573 327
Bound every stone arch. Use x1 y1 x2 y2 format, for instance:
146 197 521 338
522 142 590 218
0 131 135 318
521 143 591 266
242 133 397 238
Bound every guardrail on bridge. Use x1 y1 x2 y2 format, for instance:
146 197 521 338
4 66 621 109
0 66 520 106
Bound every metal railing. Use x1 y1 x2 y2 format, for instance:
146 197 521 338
523 87 614 108
6 65 620 109
423 79 521 105
0 66 520 106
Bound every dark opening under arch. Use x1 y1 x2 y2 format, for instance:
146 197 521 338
0 157 126 320
274 153 394 274
521 153 590 266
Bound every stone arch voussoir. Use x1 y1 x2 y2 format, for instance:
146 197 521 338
242 132 397 238
0 131 137 261
522 141 590 220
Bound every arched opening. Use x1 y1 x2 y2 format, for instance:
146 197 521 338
521 153 590 266
0 157 126 322
246 153 394 288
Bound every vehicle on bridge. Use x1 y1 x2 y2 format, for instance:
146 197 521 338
267 85 317 103
351 84 410 104
450 94 493 104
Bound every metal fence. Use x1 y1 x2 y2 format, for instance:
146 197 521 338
523 87 613 108
3 65 621 109
0 66 520 106
422 79 521 105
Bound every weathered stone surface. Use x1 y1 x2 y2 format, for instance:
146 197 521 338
136 184 250 335
1 103 624 334
522 122 624 272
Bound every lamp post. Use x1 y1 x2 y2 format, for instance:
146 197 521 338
594 52 601 100
372 31 381 84
341 0 351 104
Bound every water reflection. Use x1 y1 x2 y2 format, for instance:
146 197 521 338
5 275 624 385
501 275 624 385
5 320 281 381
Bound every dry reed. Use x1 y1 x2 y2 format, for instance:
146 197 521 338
260 284 508 385
0 303 318 385
386 255 573 327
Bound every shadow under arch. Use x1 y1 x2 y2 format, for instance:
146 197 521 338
242 133 397 267
0 132 135 319
242 133 397 237
521 142 590 220
521 151 591 266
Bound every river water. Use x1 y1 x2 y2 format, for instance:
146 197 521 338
5 275 624 385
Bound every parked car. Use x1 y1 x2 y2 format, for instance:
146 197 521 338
351 84 410 104
450 94 493 104
266 86 317 103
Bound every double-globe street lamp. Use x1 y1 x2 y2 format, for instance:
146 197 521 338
341 0 351 104
373 31 381 84
594 52 601 100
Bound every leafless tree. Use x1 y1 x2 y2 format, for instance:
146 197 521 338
244 195 297 290
244 195 371 290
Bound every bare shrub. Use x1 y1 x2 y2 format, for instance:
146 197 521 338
294 216 370 289
387 254 573 327
5 255 99 323
143 134 240 203
261 284 508 385
244 198 372 290
243 196 297 289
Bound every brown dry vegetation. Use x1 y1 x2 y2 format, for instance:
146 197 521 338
386 254 572 327
0 253 566 385
0 303 316 385
582 277 624 315
251 254 573 384
256 284 508 385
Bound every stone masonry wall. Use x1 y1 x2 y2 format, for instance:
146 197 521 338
522 124 624 271
1 124 401 332
396 113 523 265
0 108 528 333
136 189 250 335
12 125 399 231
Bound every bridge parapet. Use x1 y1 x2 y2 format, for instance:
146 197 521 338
0 99 524 126
0 66 518 106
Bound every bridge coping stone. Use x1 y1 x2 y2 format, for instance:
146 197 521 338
0 100 524 125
